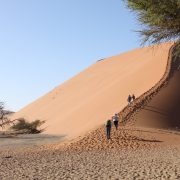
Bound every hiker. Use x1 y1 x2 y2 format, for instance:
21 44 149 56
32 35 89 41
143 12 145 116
113 113 119 130
132 94 135 101
105 119 112 139
127 95 132 105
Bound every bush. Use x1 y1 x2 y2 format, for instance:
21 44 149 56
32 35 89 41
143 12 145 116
10 118 45 134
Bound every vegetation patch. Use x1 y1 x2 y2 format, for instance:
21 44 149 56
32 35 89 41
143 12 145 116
10 118 45 134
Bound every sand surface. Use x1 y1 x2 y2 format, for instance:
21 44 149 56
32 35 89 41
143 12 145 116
12 42 173 138
1 126 180 179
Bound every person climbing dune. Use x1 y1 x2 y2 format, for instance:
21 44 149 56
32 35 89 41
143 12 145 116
132 94 135 101
105 119 112 139
127 95 132 105
113 113 119 130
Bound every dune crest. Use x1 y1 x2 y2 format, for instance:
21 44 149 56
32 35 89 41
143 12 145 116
12 43 173 138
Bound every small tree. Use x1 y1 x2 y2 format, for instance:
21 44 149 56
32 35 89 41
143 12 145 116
0 102 12 129
10 118 45 134
124 0 180 55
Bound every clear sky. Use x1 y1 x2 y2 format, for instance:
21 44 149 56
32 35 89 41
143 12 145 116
0 0 140 111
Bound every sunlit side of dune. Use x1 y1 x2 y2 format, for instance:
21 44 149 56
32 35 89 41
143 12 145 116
12 43 173 138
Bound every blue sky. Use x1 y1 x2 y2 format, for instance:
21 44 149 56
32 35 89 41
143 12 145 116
0 0 140 111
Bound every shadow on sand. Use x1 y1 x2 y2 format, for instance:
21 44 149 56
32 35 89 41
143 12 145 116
129 137 163 143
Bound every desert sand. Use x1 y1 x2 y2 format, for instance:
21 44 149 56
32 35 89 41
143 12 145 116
1 42 180 179
12 42 173 138
1 126 180 179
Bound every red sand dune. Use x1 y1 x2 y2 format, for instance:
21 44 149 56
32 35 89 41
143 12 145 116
12 43 173 138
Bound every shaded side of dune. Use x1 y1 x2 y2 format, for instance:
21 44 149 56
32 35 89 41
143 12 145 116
133 60 180 130
119 44 179 126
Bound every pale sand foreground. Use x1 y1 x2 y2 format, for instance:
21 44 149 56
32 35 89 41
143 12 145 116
1 147 180 179
0 126 180 179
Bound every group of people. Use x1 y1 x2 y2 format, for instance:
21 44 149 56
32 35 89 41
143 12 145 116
127 94 135 105
105 113 119 139
105 94 136 140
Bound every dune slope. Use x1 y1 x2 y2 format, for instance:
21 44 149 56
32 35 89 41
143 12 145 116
13 43 172 138
134 67 180 129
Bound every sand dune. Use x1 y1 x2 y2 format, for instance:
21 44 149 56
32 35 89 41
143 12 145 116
12 42 173 138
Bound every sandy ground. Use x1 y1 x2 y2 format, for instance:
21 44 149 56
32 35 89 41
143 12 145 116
0 126 180 179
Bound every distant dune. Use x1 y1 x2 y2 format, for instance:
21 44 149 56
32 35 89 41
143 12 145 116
12 42 173 138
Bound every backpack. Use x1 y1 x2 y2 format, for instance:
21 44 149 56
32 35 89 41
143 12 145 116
106 120 111 126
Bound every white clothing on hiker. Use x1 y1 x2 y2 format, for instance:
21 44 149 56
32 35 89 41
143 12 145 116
113 114 119 122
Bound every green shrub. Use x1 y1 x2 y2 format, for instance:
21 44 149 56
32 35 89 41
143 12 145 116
10 118 45 134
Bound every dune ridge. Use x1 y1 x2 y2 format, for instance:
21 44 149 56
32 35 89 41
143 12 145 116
133 50 180 129
119 44 177 126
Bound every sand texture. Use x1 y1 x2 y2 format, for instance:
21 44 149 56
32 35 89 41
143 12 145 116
1 126 180 179
12 42 173 138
